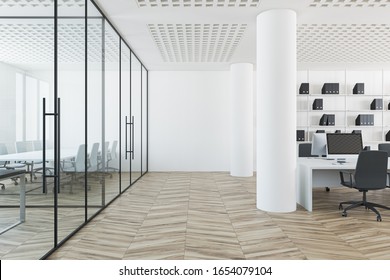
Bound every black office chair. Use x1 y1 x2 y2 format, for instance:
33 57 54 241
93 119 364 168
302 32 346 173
339 150 390 221
298 143 315 157
378 143 390 157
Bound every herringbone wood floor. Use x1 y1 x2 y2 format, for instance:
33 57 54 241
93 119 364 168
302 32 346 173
48 172 390 260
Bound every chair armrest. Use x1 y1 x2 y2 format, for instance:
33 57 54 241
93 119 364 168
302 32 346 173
387 172 390 188
61 159 76 171
339 170 354 186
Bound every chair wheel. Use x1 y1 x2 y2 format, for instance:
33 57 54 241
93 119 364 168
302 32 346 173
339 204 343 210
342 212 347 217
1 185 5 190
325 187 330 192
377 216 382 222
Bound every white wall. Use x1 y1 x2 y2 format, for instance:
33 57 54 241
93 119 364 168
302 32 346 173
0 62 19 149
149 71 231 171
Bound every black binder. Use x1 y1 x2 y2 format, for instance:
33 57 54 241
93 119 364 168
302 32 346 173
299 83 309 94
370 99 383 110
312 99 323 110
322 83 339 94
319 114 335 126
353 83 364 94
356 114 374 126
319 114 328 126
327 114 335 126
386 131 390 141
296 130 305 141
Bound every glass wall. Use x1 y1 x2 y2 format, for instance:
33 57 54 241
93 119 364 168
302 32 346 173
131 53 142 184
0 0 148 260
120 41 131 190
142 66 148 175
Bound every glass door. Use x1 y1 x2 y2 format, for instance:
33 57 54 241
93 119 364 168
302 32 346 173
131 53 142 183
120 41 131 190
57 3 86 242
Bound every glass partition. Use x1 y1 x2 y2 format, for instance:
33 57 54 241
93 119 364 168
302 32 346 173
57 1 86 242
121 41 131 191
0 0 148 260
131 53 142 183
0 8 55 259
103 21 120 203
87 1 104 219
142 66 148 175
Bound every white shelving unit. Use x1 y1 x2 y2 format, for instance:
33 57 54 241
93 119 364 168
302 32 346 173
297 69 390 149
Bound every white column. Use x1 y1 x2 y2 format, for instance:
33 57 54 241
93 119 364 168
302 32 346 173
230 63 253 177
256 10 297 212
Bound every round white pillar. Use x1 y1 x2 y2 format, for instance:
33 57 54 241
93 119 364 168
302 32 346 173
256 10 297 212
230 63 253 177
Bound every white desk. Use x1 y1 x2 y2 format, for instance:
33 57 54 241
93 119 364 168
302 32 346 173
297 158 358 212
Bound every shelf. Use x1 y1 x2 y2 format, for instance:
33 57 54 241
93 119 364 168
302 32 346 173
345 94 384 97
297 70 390 143
346 110 384 113
310 110 346 113
309 125 346 128
347 125 382 128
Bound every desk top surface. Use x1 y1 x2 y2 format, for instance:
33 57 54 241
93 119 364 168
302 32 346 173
298 157 390 169
0 169 25 179
298 157 358 170
0 149 76 162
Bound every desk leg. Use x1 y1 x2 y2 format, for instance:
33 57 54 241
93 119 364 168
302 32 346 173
296 164 313 212
20 173 26 222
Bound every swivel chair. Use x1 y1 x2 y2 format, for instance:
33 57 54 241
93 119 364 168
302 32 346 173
339 150 390 221
378 143 390 157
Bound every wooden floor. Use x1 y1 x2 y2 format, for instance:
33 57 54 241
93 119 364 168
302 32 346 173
0 172 121 259
48 172 390 260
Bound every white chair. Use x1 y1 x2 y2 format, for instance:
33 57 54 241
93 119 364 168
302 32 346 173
88 142 100 172
0 143 26 187
106 140 118 172
61 144 86 193
15 141 42 182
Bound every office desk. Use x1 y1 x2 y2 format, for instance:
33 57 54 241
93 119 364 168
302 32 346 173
297 158 358 212
0 169 26 235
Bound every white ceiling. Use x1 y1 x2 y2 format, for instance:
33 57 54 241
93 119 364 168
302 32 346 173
95 0 390 70
0 0 389 71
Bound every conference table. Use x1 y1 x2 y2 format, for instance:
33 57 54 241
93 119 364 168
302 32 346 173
0 148 77 193
0 149 76 163
297 157 390 212
0 169 26 235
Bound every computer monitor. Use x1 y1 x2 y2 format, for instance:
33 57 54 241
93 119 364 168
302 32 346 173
311 133 327 157
326 133 363 159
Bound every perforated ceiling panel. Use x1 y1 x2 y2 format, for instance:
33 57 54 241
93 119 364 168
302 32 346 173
0 22 118 65
148 23 247 62
297 23 390 63
309 0 390 8
0 0 85 8
136 0 260 8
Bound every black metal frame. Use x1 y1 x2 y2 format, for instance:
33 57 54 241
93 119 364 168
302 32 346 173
0 0 149 259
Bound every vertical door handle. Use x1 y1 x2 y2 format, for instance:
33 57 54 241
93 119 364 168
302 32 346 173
131 116 135 160
125 116 131 159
